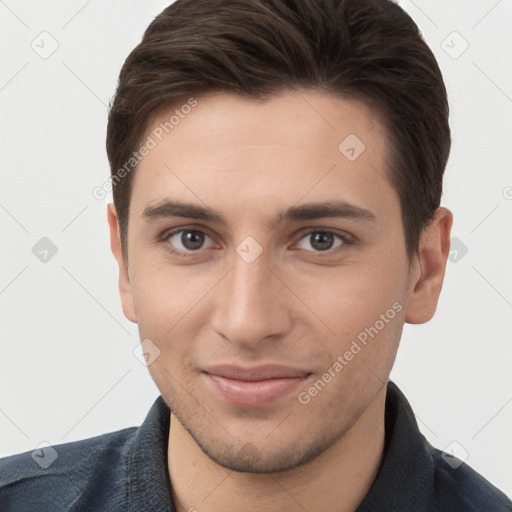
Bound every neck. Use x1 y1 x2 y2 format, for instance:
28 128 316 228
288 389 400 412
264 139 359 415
168 387 386 512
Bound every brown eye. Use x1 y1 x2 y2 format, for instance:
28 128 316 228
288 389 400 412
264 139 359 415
166 229 215 252
296 230 346 252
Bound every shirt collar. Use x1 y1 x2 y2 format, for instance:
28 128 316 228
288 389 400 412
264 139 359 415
128 381 434 511
356 381 435 511
128 395 175 512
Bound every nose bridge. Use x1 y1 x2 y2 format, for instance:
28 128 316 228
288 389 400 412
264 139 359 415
211 243 290 346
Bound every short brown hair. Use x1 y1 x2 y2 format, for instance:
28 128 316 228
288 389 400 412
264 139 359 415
106 0 450 261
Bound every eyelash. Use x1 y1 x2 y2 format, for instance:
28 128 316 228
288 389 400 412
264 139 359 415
158 226 354 259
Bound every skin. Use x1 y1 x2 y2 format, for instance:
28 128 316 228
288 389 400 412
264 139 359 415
108 90 452 512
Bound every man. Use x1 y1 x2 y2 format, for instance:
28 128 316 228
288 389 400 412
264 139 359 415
1 0 511 510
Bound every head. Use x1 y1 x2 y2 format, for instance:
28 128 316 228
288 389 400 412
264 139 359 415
106 0 452 473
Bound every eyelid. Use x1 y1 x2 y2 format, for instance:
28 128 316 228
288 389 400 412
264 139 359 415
295 227 355 242
159 224 213 241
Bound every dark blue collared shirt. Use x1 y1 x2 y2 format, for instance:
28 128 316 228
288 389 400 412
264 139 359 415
1 381 511 511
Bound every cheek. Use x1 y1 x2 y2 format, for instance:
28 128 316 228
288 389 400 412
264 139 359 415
297 255 405 327
128 258 171 327
292 254 407 371
130 258 214 349
132 267 207 393
294 268 406 413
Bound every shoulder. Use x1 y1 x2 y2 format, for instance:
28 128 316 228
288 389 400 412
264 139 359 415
370 382 512 512
430 446 512 511
0 426 137 511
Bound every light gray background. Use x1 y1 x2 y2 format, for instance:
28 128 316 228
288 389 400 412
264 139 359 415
1 0 511 497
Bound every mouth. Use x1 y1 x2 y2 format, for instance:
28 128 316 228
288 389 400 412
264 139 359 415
201 365 312 408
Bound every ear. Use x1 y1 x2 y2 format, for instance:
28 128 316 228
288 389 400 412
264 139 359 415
405 207 453 324
107 203 137 323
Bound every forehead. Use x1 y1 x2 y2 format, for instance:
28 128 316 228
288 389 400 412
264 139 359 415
130 90 397 223
142 90 386 160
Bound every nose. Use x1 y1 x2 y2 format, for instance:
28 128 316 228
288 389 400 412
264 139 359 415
210 245 292 349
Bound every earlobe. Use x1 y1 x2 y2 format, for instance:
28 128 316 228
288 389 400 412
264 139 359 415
404 207 453 324
107 203 137 324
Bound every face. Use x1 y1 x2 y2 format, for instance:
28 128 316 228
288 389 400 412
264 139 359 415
113 90 420 472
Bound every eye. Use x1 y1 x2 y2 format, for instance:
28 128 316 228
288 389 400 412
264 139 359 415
295 230 348 253
164 228 216 254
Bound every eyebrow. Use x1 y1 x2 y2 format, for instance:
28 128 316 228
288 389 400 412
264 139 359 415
141 199 376 226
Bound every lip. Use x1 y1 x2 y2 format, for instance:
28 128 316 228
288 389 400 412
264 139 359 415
204 364 310 381
202 365 311 408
